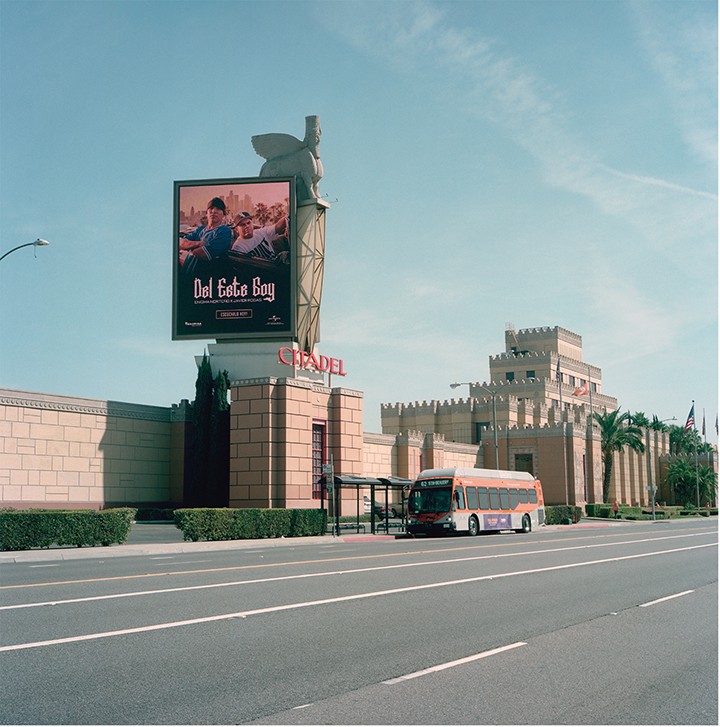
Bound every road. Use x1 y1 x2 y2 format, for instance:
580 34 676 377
0 519 716 724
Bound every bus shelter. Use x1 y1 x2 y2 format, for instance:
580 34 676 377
319 474 413 535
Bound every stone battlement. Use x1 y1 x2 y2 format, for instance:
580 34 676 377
515 325 582 345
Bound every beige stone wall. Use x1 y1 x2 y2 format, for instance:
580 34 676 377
362 433 396 477
0 385 687 513
608 429 671 506
382 394 617 445
228 377 364 510
507 325 583 360
0 389 180 509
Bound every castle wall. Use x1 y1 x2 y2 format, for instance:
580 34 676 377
0 377 690 514
0 388 182 509
228 378 363 509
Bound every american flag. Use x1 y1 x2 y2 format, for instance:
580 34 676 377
684 404 695 432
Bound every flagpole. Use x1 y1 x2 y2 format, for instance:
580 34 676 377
586 365 594 503
687 400 700 509
556 356 569 507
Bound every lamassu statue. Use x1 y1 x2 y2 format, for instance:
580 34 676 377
252 115 323 202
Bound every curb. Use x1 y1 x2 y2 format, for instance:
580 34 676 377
0 533 394 564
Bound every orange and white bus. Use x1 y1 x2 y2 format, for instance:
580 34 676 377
406 467 544 536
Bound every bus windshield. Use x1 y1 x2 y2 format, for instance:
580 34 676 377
409 479 453 514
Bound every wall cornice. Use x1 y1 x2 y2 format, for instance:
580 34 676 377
0 388 172 422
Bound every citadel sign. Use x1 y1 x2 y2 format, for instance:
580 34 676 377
278 346 347 376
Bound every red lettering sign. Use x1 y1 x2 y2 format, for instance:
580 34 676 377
277 347 347 376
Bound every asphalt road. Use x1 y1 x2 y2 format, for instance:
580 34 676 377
0 519 716 725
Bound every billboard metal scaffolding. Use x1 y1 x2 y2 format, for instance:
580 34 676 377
295 200 328 352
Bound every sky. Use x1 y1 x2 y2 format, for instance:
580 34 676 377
0 0 716 440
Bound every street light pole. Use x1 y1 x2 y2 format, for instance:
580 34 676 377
646 416 676 520
451 381 499 470
0 239 50 262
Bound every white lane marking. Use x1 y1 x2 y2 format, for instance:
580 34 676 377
382 642 527 685
1 534 715 611
639 590 695 608
27 565 60 568
0 543 714 653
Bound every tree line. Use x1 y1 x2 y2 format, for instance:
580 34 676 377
594 409 717 507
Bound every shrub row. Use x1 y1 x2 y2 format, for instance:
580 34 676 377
0 509 136 551
545 506 583 525
586 504 718 519
173 508 328 542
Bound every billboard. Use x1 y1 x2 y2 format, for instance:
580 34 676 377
172 177 296 340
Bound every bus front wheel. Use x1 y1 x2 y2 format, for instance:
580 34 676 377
468 516 480 536
517 514 531 534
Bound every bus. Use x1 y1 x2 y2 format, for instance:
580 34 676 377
406 467 544 536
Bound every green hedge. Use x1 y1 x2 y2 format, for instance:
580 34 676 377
545 506 583 525
585 505 718 519
173 508 328 542
0 509 136 551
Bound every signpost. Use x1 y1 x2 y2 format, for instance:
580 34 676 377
322 459 337 535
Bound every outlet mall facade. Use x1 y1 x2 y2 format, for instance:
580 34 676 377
1 325 690 513
2 176 703 513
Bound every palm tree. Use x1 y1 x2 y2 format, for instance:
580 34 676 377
649 415 671 433
253 202 271 226
664 459 718 507
631 412 650 428
593 409 646 503
668 424 704 456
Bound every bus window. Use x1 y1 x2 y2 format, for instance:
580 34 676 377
499 488 509 510
489 487 500 510
455 486 465 510
478 487 489 509
509 488 519 509
466 486 478 509
519 488 528 504
529 488 538 504
409 484 453 515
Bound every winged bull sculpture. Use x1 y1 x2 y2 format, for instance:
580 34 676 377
251 115 323 202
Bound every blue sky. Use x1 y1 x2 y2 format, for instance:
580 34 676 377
0 0 716 438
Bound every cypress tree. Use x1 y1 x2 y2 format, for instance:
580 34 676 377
186 354 229 507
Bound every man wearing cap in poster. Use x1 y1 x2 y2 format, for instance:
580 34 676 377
230 211 289 263
178 197 233 275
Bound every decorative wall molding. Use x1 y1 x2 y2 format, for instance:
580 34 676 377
0 388 172 423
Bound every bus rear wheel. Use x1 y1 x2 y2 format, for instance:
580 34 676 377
516 514 531 534
468 516 480 536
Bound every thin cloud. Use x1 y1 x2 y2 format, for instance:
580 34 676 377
630 0 717 167
585 264 687 367
595 164 717 202
319 1 715 254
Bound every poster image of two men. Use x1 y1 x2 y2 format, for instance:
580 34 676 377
172 177 295 341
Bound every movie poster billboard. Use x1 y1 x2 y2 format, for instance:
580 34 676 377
172 177 295 340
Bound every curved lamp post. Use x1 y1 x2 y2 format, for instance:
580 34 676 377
0 239 50 262
451 381 500 469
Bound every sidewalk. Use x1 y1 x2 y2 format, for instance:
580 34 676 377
0 518 643 564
